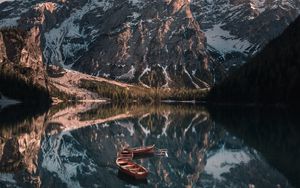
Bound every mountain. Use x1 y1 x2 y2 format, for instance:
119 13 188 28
192 0 300 55
1 0 220 88
191 0 300 71
72 0 219 88
208 15 300 104
0 27 50 104
0 27 207 106
0 27 130 104
0 0 300 89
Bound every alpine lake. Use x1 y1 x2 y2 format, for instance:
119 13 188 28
0 102 299 188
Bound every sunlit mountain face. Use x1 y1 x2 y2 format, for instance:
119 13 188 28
0 103 296 187
1 0 299 88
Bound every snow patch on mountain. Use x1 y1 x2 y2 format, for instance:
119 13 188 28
41 131 97 188
250 0 266 13
204 146 251 180
117 65 136 80
0 16 19 27
129 0 144 8
161 65 172 88
116 121 135 136
138 66 151 88
0 0 14 3
43 0 113 68
0 173 17 185
93 0 113 11
271 0 298 10
184 66 200 89
204 24 252 55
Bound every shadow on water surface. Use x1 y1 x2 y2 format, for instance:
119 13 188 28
117 171 148 185
0 102 298 187
0 103 49 127
208 105 300 188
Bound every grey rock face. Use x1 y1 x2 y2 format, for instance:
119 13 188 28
0 27 48 90
73 0 215 88
1 0 299 88
191 0 300 54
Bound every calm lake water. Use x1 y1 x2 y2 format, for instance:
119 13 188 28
0 103 299 188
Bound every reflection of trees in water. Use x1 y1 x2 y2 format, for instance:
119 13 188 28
0 103 298 187
208 105 300 188
38 103 220 187
0 110 47 187
0 103 218 187
132 108 216 187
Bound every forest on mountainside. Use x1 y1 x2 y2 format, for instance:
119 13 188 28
208 16 300 105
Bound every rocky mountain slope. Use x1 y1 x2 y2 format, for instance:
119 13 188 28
192 0 300 54
72 0 218 88
0 0 300 89
0 28 50 103
208 15 300 104
0 27 129 104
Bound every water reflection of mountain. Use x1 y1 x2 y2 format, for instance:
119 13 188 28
0 104 47 187
0 103 296 187
208 105 300 188
41 103 216 187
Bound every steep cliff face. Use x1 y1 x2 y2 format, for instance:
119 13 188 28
72 0 217 88
0 27 50 103
0 0 225 88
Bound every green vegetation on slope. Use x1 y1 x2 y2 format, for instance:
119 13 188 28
0 68 50 104
79 79 209 103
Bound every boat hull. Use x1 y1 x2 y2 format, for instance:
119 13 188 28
126 145 155 155
115 145 158 180
118 166 148 180
116 158 148 180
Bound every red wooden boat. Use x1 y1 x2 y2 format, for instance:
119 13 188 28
116 158 148 179
115 145 167 180
117 150 133 159
126 145 155 155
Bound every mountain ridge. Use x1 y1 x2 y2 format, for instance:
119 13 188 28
1 0 299 89
208 15 300 104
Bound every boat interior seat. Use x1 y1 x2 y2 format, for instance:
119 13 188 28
123 164 135 168
117 160 128 164
129 168 140 172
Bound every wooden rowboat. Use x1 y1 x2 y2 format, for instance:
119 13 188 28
115 145 167 180
117 150 133 159
126 145 155 155
116 158 148 179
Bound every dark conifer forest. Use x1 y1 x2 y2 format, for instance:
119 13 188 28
209 16 300 105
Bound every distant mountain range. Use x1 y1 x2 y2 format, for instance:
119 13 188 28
1 0 299 90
